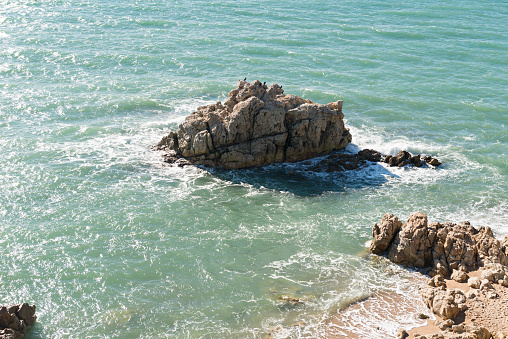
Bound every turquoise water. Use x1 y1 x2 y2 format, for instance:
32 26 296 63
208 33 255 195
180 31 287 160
1 0 507 337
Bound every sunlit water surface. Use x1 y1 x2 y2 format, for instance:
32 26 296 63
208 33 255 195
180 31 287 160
1 0 507 337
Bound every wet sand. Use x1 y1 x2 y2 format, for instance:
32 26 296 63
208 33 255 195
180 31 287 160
325 291 430 338
326 270 508 338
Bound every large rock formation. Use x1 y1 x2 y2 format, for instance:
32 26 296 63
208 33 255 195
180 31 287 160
370 213 508 338
156 80 352 169
0 303 36 338
369 213 508 277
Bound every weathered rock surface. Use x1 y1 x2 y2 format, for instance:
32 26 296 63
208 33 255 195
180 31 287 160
383 151 441 168
156 80 352 169
412 323 491 339
0 303 36 339
419 286 467 320
369 213 508 277
370 213 403 255
370 213 508 338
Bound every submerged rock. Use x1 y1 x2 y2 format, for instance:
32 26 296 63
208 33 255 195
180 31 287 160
156 80 352 169
0 303 36 339
277 295 303 308
383 151 441 168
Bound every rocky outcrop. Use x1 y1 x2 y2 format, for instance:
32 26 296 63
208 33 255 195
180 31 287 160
370 213 508 338
419 286 467 320
155 81 442 171
304 148 441 172
156 80 352 169
383 151 441 168
370 213 403 255
369 213 508 277
0 303 36 339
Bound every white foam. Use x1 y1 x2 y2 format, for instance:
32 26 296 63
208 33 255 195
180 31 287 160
346 124 443 156
262 251 430 338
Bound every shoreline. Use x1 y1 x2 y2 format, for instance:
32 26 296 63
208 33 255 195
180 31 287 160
320 212 508 339
323 267 508 339
366 212 508 339
407 270 508 338
325 289 431 338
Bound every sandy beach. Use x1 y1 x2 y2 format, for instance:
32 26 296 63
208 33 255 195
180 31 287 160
325 269 508 338
407 270 508 338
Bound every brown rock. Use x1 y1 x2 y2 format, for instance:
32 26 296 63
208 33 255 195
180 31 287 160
382 152 441 168
468 277 481 289
395 150 412 167
369 213 508 339
410 154 423 167
0 303 36 339
370 213 403 255
387 212 436 268
0 328 24 339
435 319 455 330
417 324 490 339
450 269 468 283
15 303 36 328
429 275 447 288
474 227 508 267
480 279 493 291
397 327 409 339
431 222 478 276
156 80 352 169
420 286 463 320
357 149 382 162
423 155 442 167
502 235 508 255
369 213 507 278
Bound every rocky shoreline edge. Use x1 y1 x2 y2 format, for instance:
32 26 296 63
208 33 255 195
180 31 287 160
370 212 508 339
159 146 442 173
0 303 36 339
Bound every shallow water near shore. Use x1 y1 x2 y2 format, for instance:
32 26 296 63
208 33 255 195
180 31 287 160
1 0 507 337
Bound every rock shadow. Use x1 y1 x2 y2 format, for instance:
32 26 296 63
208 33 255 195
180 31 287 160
202 153 397 197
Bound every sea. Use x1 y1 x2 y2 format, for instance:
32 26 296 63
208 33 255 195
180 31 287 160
1 0 506 338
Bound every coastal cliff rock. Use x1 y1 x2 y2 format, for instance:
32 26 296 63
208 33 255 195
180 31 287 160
369 213 508 277
370 213 403 255
0 303 36 339
370 213 508 338
156 80 352 169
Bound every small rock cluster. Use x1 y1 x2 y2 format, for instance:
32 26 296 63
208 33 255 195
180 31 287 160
383 150 441 168
0 303 36 339
306 149 441 172
420 278 467 320
399 323 492 339
306 148 382 172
